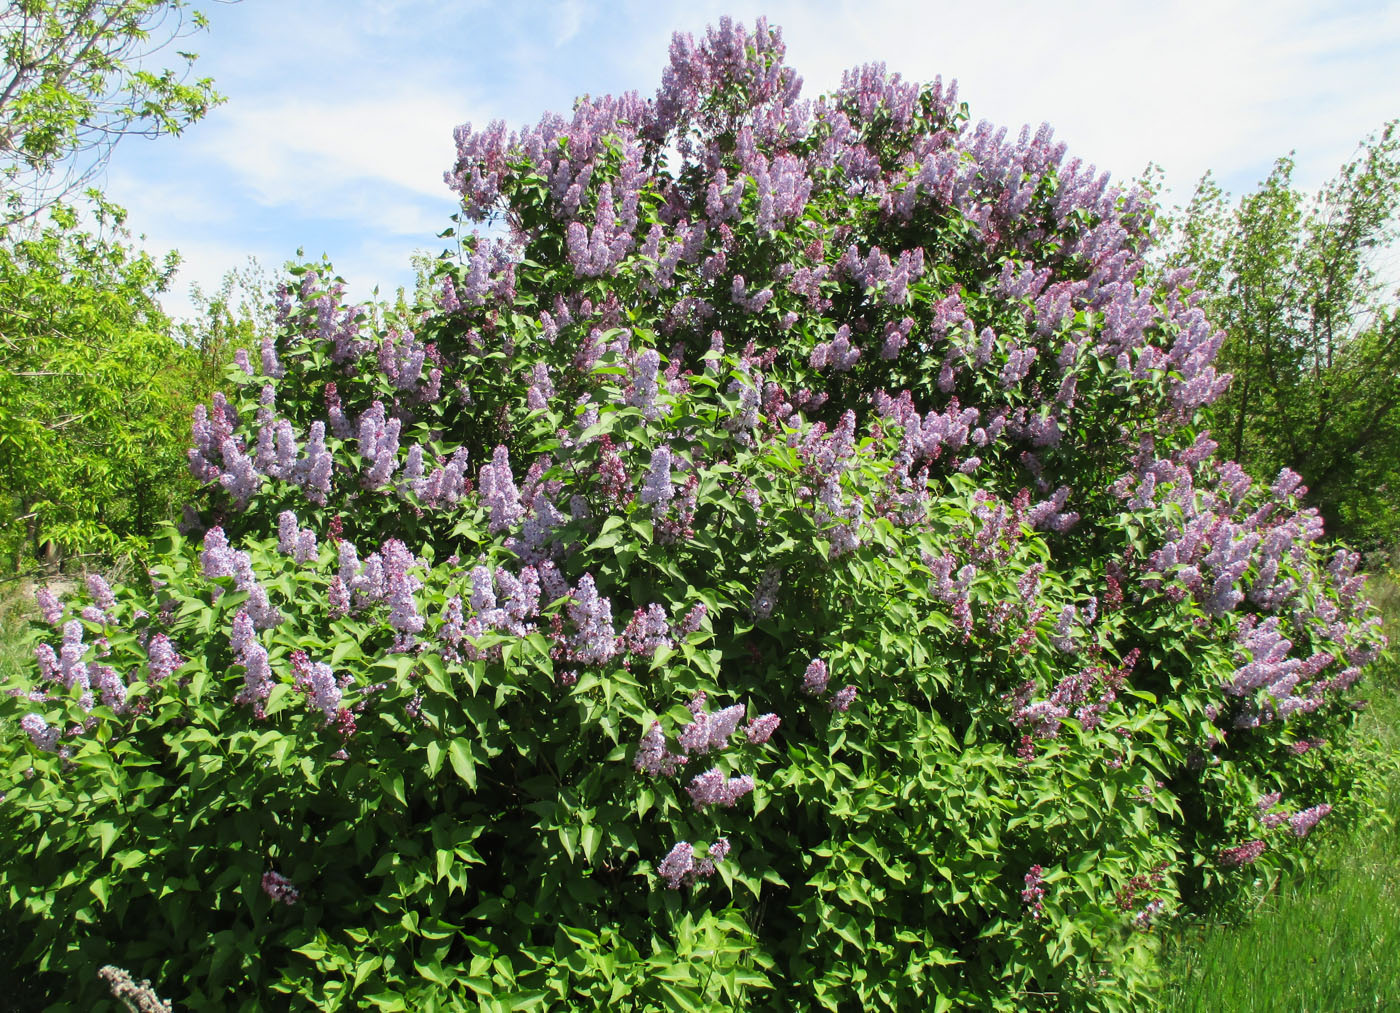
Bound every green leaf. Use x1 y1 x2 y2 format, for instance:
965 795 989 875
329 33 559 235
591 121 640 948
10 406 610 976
448 738 477 789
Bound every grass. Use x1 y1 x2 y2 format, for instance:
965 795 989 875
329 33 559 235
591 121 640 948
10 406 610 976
1162 570 1400 1012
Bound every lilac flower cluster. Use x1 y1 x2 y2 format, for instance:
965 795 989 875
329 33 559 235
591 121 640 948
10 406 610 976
635 722 689 778
801 658 829 695
276 510 318 564
35 586 63 624
201 528 282 629
35 619 94 709
1219 840 1267 868
627 348 662 419
20 713 58 752
479 445 524 534
1289 803 1331 838
230 610 273 711
146 634 183 683
638 446 675 512
566 574 618 665
686 767 755 809
291 651 342 720
677 693 747 755
622 604 673 658
189 390 334 509
261 870 299 905
657 838 732 889
1022 864 1046 918
357 401 402 489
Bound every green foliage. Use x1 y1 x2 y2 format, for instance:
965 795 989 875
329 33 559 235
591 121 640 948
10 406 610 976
1164 666 1400 1012
0 0 223 221
0 20 1389 1012
1162 123 1400 549
0 194 220 565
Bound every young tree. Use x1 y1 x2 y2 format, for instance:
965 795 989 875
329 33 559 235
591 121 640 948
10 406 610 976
0 0 233 568
0 0 223 222
0 195 217 566
1165 124 1400 549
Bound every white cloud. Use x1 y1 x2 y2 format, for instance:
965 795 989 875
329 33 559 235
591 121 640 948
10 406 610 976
197 94 466 206
550 0 591 47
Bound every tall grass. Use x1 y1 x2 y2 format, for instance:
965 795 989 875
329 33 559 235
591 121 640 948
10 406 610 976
1163 570 1400 1011
0 580 38 682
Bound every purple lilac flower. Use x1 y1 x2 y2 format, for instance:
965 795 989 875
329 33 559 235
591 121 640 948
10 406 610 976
328 577 351 618
686 767 755 809
678 696 746 755
480 445 524 534
57 620 92 704
623 604 672 657
638 446 675 510
301 422 333 506
261 871 299 905
567 574 617 665
230 610 273 709
802 658 829 695
244 582 284 630
34 642 58 680
260 334 285 379
294 529 318 564
298 660 342 719
1289 804 1331 838
147 634 183 682
830 685 858 711
635 721 687 777
20 713 58 752
94 664 128 713
219 437 261 505
1022 864 1046 918
677 603 708 635
745 713 780 743
201 527 237 581
35 587 63 624
658 841 695 889
382 540 425 636
85 574 116 613
628 348 661 419
1220 840 1267 867
527 362 555 410
277 511 299 555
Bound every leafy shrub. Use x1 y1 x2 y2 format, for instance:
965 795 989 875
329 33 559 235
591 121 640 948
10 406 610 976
0 196 231 567
0 18 1388 1011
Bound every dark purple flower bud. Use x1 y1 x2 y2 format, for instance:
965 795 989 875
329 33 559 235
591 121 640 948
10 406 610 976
261 870 299 905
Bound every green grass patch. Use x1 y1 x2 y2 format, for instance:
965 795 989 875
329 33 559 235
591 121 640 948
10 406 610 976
1163 570 1400 1011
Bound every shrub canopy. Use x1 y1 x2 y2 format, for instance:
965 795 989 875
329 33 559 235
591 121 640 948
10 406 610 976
1 17 1388 1012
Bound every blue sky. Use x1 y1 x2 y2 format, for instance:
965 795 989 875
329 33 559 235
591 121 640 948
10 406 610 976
99 0 1400 318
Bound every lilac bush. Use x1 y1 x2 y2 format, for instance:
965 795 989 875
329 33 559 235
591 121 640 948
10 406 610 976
1 17 1389 1012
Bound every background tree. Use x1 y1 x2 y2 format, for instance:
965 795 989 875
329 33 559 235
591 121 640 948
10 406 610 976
0 194 223 567
1163 124 1400 551
0 0 222 223
0 0 235 570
